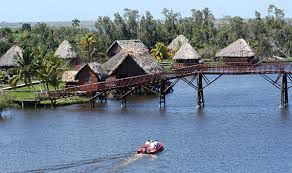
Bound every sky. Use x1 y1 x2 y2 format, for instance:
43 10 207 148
0 0 291 22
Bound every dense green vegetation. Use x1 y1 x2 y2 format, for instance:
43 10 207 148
0 5 291 60
0 92 13 115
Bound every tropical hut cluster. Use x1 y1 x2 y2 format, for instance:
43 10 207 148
215 39 257 65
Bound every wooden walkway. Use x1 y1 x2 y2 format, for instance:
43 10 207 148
36 63 292 107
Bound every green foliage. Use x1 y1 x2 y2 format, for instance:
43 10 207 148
72 18 80 27
9 47 67 91
0 92 13 112
0 4 291 61
151 42 170 62
9 48 38 88
0 71 8 84
80 33 97 62
36 52 67 90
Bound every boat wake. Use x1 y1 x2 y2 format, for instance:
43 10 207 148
10 152 132 173
108 153 158 173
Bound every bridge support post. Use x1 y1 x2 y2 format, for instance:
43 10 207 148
90 92 96 108
197 73 204 108
280 73 288 108
120 89 127 108
159 80 166 108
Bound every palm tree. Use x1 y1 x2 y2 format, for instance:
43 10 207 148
72 18 80 27
150 42 169 62
36 52 67 91
9 48 38 89
80 33 97 62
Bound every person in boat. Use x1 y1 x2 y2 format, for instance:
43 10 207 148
154 140 159 149
149 141 156 152
144 140 151 148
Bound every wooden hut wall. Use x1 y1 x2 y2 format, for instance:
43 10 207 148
114 56 145 79
77 66 100 85
222 57 257 65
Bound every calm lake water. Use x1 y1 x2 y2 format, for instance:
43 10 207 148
0 75 292 173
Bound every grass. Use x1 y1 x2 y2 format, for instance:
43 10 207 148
40 96 90 106
6 82 65 101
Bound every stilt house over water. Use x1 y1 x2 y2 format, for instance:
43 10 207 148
106 40 149 58
75 62 108 85
103 50 164 79
173 42 201 65
0 45 23 76
55 40 78 65
215 39 257 65
168 35 190 51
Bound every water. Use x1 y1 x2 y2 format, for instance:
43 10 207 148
0 75 292 173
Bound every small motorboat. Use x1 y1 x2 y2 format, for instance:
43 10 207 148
137 141 164 155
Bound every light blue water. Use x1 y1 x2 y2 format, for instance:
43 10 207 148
0 75 291 173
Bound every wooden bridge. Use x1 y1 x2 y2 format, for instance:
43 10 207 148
36 63 292 108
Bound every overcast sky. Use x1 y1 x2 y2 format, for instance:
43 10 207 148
0 0 291 22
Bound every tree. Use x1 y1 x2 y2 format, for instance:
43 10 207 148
80 33 97 62
151 42 170 62
21 23 31 31
123 8 140 39
9 48 38 89
72 18 81 27
36 52 67 91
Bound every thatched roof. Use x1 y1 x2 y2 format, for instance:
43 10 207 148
75 62 108 81
173 43 201 60
106 40 149 57
168 35 190 50
215 39 255 58
103 50 164 76
62 71 78 82
0 45 23 67
54 40 78 59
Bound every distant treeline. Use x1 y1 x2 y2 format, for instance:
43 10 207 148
0 4 291 59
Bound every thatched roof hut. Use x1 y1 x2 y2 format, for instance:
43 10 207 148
54 40 78 60
103 50 164 79
215 39 257 65
0 45 23 68
215 39 255 58
173 43 201 64
62 71 78 83
75 62 108 85
106 40 149 58
168 35 190 51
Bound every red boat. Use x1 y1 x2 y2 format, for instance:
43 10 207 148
137 142 164 155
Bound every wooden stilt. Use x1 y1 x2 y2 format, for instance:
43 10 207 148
120 89 127 108
159 80 166 108
280 73 288 108
90 92 96 108
197 73 204 108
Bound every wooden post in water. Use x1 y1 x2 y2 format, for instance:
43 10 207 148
280 73 288 108
159 80 166 108
120 89 127 108
90 92 96 108
196 73 204 108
